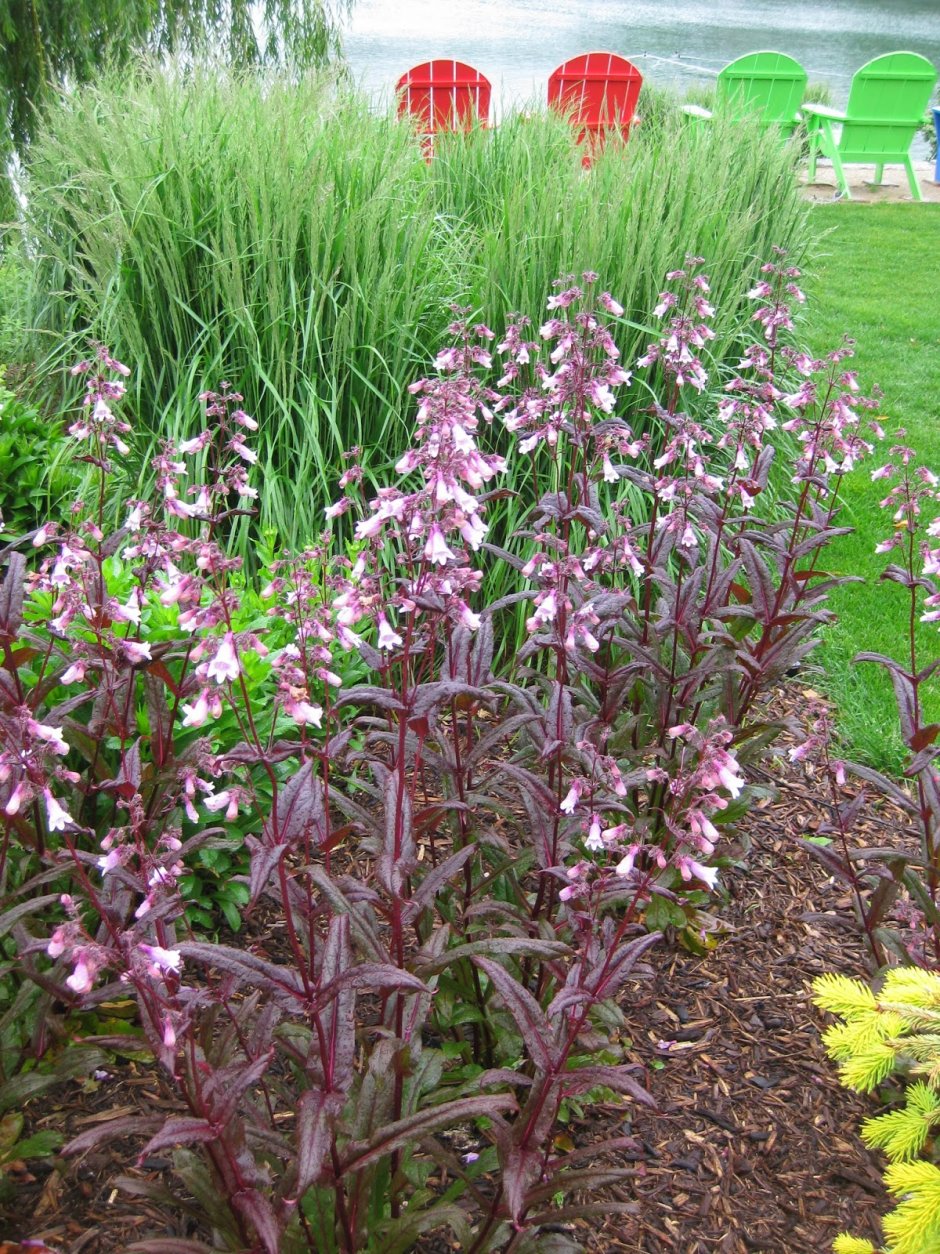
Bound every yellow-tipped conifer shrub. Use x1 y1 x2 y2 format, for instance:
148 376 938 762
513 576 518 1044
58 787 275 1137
814 970 940 1254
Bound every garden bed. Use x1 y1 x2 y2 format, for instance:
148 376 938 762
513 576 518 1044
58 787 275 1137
2 694 895 1254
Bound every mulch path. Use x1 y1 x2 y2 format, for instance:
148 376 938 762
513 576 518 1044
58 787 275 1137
585 756 892 1253
1 693 903 1253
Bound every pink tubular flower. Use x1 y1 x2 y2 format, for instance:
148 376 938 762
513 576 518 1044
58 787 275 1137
66 956 95 994
585 815 604 851
44 789 73 831
204 789 240 821
3 780 29 816
207 633 240 684
377 615 403 650
138 944 183 977
615 846 639 878
324 497 351 521
424 525 455 566
28 719 69 755
97 848 123 875
559 780 583 814
47 925 70 958
61 661 86 685
677 857 719 891
181 692 211 728
122 640 152 665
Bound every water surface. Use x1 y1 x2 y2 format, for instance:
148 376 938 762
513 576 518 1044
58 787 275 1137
342 0 940 112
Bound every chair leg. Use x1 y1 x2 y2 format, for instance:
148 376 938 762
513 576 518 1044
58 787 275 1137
872 162 884 186
830 149 851 199
904 156 923 201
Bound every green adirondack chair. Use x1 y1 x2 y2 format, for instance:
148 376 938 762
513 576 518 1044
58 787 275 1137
683 51 807 137
803 52 938 201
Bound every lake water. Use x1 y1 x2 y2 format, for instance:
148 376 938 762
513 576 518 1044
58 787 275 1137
342 0 940 114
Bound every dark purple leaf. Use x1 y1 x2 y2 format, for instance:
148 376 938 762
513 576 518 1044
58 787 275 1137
403 844 475 922
736 538 776 624
335 684 406 712
232 1187 282 1254
476 1068 534 1089
204 1048 275 1128
143 673 173 768
416 938 569 978
106 738 143 798
221 740 300 766
584 931 661 1002
798 840 859 885
910 723 940 753
561 1064 656 1108
179 942 306 1009
0 893 61 938
306 865 387 961
357 640 384 670
127 1242 216 1253
528 1202 640 1227
65 1115 162 1156
412 681 490 719
246 836 287 906
546 682 573 748
474 957 556 1071
469 617 494 685
545 1135 644 1168
847 846 924 868
341 1093 516 1173
314 962 427 1013
0 551 25 638
526 1169 639 1207
317 916 356 1090
534 490 568 522
295 1089 345 1197
753 444 776 488
264 759 327 849
378 768 414 893
844 762 917 813
502 1144 542 1221
140 1118 218 1156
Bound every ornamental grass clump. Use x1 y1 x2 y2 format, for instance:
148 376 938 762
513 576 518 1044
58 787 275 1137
21 65 812 555
0 254 880 1251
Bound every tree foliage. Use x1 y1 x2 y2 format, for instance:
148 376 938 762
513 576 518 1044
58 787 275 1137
0 0 349 221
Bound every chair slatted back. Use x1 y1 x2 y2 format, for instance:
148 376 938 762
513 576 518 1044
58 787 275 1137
548 52 643 144
396 60 492 136
716 51 807 137
838 52 937 161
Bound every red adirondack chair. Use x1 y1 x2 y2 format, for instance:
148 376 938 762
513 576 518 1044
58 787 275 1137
396 60 492 155
548 52 643 156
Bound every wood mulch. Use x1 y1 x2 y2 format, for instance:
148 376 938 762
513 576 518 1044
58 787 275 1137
1 692 902 1253
584 759 892 1252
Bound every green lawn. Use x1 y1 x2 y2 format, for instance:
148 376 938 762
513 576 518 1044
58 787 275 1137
803 203 940 771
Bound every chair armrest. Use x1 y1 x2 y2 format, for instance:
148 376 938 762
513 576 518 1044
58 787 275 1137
800 103 847 122
681 104 712 120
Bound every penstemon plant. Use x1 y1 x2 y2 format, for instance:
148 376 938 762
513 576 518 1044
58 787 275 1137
799 442 940 972
0 255 882 1252
486 258 880 941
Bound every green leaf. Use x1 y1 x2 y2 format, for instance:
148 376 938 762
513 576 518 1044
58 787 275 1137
220 899 242 933
10 1130 64 1160
644 896 687 931
0 1111 23 1154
